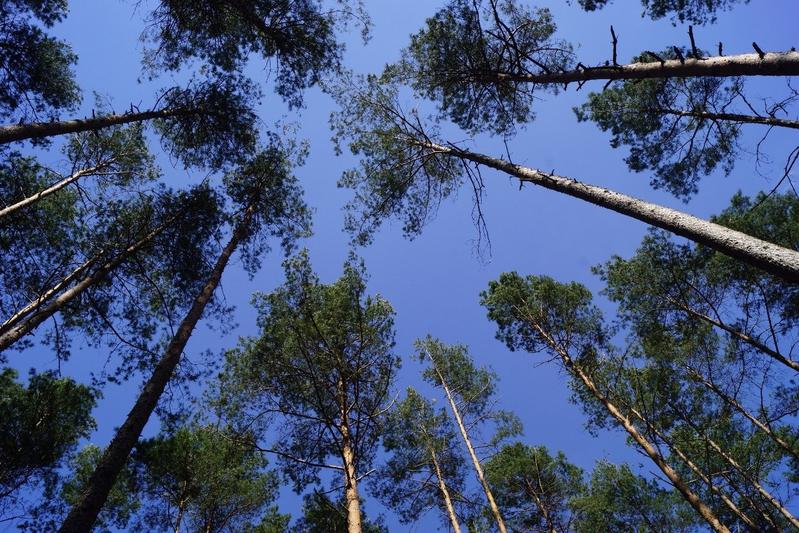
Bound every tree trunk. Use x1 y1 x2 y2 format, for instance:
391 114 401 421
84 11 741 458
0 161 114 220
665 296 799 372
429 355 508 533
337 373 363 533
58 206 254 533
0 212 181 353
670 404 799 529
620 398 761 530
0 108 186 145
486 51 799 85
686 365 799 460
429 447 462 533
529 323 731 533
423 141 799 284
653 108 799 130
0 252 101 333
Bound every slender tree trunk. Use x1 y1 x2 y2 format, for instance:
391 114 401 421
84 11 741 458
423 141 799 284
0 108 187 145
58 206 254 533
0 161 114 220
620 399 761 530
429 355 508 533
686 365 799 460
0 213 181 353
429 447 463 533
341 427 363 533
671 404 799 529
653 108 799 130
528 323 731 533
485 51 799 85
0 252 101 333
665 297 799 372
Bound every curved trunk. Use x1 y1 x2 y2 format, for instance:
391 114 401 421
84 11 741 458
0 108 186 145
429 447 462 533
0 161 113 220
486 51 799 85
0 213 181 353
424 141 799 284
58 206 254 533
529 323 731 532
429 355 508 533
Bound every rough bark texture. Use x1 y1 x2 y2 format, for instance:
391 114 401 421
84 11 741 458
431 360 508 533
426 142 799 284
341 427 363 533
0 162 112 220
0 214 180 353
0 108 185 145
58 206 254 533
429 447 462 533
531 325 731 533
490 51 799 85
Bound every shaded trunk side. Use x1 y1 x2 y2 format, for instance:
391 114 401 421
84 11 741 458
58 206 254 533
426 141 799 284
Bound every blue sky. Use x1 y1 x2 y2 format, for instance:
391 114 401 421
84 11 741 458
8 0 799 530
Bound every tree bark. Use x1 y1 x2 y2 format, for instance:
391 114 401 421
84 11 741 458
423 141 799 284
0 161 114 220
0 108 186 145
652 108 799 130
483 51 799 85
429 354 508 533
341 425 363 533
0 252 101 333
429 447 462 533
0 213 181 353
528 322 731 533
58 206 254 533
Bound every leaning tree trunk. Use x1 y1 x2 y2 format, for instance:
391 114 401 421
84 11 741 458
652 108 799 130
0 212 181 353
429 446 463 533
429 356 508 533
528 322 731 533
0 161 114 220
685 365 799 461
0 107 187 145
0 252 101 333
58 206 254 533
422 141 799 284
486 51 799 85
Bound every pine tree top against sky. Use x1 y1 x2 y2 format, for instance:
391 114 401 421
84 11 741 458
1 0 798 531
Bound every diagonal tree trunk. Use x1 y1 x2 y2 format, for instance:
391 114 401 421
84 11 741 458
0 212 182 353
0 160 115 220
527 320 731 533
428 353 509 533
429 446 463 533
58 205 255 533
481 51 799 85
685 365 799 461
420 140 799 284
0 252 102 333
651 108 799 130
0 108 188 145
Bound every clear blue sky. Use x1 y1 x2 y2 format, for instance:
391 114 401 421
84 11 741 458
9 0 799 530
